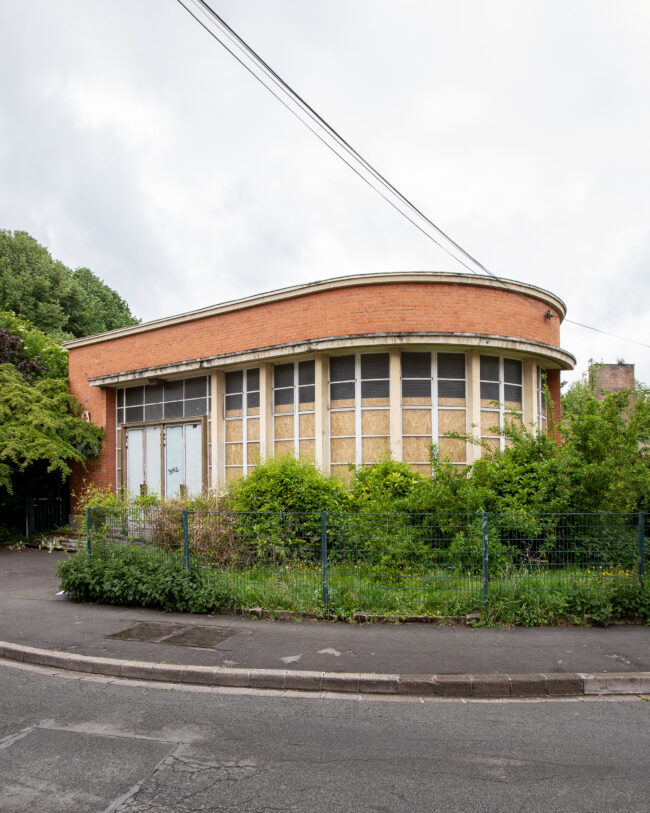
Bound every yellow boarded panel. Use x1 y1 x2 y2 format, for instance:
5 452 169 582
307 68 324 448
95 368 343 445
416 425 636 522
505 413 523 428
225 467 242 482
438 409 466 434
330 411 355 437
402 409 432 436
481 410 500 435
226 419 243 442
274 415 294 439
299 400 315 414
274 440 294 458
330 464 354 484
410 463 432 478
361 396 390 408
505 400 522 411
438 437 466 463
480 398 500 408
274 402 293 414
402 396 431 407
225 407 242 418
247 442 260 465
247 406 260 416
299 439 315 460
331 398 355 409
331 437 356 463
225 443 243 465
299 412 315 438
362 436 390 462
362 409 390 436
482 437 500 453
247 418 260 441
438 396 466 407
403 436 431 463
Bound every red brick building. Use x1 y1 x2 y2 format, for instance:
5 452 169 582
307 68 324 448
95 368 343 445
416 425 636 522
65 272 575 499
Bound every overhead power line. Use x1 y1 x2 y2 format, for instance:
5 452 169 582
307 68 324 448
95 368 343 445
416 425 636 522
175 0 649 351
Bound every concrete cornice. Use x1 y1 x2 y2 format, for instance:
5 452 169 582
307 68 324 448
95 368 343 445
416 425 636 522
88 331 576 387
64 271 568 349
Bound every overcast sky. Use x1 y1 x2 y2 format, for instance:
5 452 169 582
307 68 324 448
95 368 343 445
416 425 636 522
1 0 649 384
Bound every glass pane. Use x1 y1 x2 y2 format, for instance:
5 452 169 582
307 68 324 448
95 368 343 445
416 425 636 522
274 387 294 406
330 355 355 382
184 377 207 399
298 384 315 404
125 387 144 407
274 364 294 388
298 360 315 385
185 423 203 497
247 390 260 409
184 397 207 417
504 358 522 384
164 401 183 419
480 382 499 401
125 405 143 423
438 379 466 398
164 380 183 401
225 371 243 394
480 356 499 381
438 353 465 379
402 352 430 379
402 378 431 398
504 384 522 405
246 368 260 391
145 426 161 497
361 379 389 398
225 393 242 412
330 381 355 401
126 429 144 497
117 389 124 408
145 403 163 421
116 407 125 425
144 384 164 404
165 425 184 499
361 353 389 380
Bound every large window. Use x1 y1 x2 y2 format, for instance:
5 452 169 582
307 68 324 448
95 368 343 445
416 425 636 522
116 376 210 498
480 356 523 451
329 353 390 476
401 352 467 473
224 368 260 480
273 360 316 460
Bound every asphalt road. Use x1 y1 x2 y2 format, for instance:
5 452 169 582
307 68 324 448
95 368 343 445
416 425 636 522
1 660 648 812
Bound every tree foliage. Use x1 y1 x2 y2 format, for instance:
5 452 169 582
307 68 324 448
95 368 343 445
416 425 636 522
0 229 139 339
0 364 104 493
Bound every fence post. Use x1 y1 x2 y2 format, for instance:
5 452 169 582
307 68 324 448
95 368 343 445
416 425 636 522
482 512 489 605
182 510 190 573
321 511 329 614
639 511 645 589
86 506 92 554
25 498 34 538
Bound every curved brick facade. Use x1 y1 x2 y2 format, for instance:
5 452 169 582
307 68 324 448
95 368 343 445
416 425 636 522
66 272 574 499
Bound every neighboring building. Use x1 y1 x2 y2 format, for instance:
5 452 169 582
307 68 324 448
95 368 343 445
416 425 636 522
65 271 575 500
591 362 635 399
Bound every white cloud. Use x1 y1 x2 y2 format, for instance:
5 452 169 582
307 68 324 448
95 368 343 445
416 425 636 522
0 0 648 382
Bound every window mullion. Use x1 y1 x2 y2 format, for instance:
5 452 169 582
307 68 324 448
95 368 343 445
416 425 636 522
355 354 362 466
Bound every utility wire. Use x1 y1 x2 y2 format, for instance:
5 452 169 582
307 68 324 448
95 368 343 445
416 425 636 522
175 0 649 351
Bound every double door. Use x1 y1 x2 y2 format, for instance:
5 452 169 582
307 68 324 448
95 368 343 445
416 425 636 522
125 422 203 499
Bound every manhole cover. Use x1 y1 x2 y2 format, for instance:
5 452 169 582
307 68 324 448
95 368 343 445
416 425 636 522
107 621 236 648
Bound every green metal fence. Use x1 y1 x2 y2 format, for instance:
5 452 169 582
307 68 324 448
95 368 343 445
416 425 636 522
85 508 646 615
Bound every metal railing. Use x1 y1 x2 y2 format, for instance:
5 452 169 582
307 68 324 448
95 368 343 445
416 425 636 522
26 496 67 537
83 508 646 615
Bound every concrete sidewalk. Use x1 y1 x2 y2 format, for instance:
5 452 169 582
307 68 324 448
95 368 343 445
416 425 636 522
1 549 649 697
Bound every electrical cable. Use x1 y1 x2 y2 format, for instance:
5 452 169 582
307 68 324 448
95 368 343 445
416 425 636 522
174 0 649 352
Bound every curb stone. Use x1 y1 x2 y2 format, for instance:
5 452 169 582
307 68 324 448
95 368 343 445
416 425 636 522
1 641 650 697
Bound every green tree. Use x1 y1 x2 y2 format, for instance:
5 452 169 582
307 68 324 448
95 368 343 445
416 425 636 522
0 229 139 339
0 363 104 493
